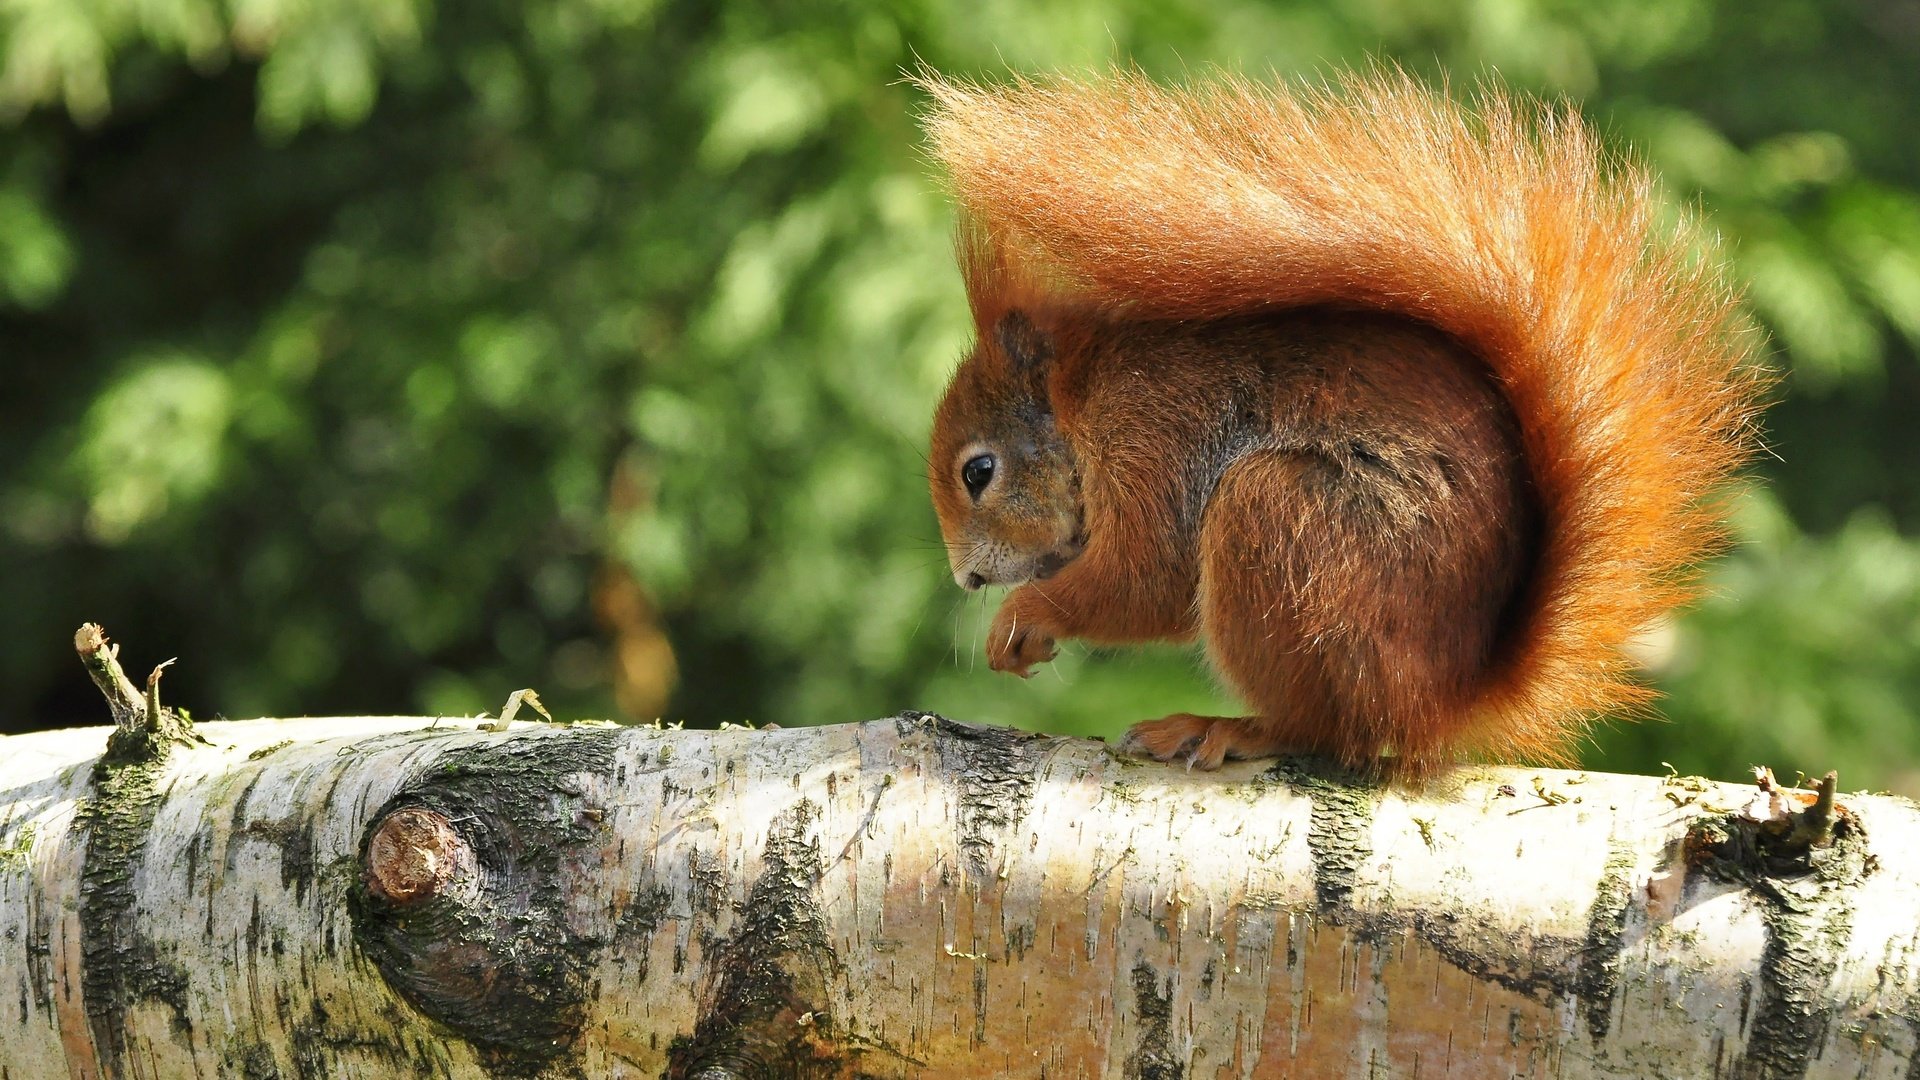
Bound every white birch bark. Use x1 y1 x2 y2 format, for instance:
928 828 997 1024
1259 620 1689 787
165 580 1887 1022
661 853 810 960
1 709 1915 1079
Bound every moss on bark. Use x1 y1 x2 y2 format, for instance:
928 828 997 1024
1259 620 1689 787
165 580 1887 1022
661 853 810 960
73 759 192 1074
1575 842 1638 1040
1685 807 1875 1079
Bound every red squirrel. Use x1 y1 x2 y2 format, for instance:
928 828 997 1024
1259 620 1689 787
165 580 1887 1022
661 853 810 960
920 71 1769 776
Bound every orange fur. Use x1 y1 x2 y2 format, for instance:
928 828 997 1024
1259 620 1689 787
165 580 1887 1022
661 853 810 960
920 70 1769 772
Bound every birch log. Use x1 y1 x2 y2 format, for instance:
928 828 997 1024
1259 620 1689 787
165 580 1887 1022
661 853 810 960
2 707 1918 1079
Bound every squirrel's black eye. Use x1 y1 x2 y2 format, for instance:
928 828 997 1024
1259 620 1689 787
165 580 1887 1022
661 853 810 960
961 454 996 498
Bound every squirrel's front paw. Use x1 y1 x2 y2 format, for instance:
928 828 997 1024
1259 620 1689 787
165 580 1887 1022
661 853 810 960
987 599 1058 677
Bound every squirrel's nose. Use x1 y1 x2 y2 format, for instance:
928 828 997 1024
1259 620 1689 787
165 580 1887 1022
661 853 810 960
957 571 986 591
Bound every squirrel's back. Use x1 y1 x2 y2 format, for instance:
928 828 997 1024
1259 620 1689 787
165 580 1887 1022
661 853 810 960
921 70 1769 764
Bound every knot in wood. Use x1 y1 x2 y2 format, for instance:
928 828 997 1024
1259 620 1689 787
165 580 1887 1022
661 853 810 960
366 807 467 904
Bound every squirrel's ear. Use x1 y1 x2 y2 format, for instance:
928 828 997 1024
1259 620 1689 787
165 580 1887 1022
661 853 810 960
996 310 1053 379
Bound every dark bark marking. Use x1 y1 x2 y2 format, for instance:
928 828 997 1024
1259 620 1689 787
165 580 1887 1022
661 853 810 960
281 1000 459 1080
1265 758 1377 913
614 884 673 984
1124 958 1184 1080
688 847 728 919
1574 842 1636 1040
616 884 673 940
1685 809 1872 1080
22 882 53 1016
229 768 267 840
905 712 1046 884
238 1042 282 1079
245 740 296 761
1006 921 1035 960
1264 759 1622 1010
244 815 319 906
665 797 927 1079
1400 907 1581 1002
666 800 840 1079
1739 871 1860 1077
349 726 623 1077
73 758 193 1074
973 962 989 1046
225 765 322 906
1738 893 1853 1080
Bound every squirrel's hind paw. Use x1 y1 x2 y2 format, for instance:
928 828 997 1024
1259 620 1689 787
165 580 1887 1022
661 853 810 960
1121 714 1285 771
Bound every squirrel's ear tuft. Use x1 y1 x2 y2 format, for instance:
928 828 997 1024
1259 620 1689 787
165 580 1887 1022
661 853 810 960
997 310 1053 376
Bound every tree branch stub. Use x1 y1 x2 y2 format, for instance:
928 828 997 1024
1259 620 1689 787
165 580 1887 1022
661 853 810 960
365 807 473 905
73 622 201 767
72 622 146 732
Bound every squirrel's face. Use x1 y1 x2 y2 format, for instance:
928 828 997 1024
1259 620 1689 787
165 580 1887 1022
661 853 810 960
929 311 1085 591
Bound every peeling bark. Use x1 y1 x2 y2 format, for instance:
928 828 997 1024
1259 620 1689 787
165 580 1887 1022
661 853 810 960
2 710 1917 1079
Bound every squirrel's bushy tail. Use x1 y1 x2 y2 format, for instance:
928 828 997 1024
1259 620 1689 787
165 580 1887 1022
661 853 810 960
920 69 1770 764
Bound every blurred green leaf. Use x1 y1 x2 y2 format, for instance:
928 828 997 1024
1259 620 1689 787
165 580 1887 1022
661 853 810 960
0 187 73 307
77 354 233 543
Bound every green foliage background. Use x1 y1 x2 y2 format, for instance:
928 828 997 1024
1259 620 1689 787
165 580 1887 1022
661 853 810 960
3 0 1916 792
